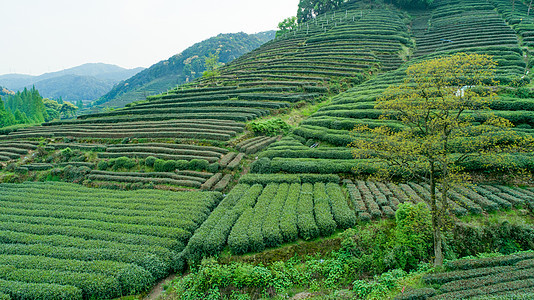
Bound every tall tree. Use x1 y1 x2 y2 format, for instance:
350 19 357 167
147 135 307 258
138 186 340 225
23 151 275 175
59 102 78 119
276 16 298 38
202 51 222 85
297 0 345 23
0 98 15 128
350 53 534 266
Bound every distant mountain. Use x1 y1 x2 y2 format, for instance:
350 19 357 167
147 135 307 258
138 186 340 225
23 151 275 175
0 63 144 101
31 74 115 102
91 31 276 111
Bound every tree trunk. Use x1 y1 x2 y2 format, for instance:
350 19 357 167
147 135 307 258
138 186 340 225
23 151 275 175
430 162 444 267
529 0 533 16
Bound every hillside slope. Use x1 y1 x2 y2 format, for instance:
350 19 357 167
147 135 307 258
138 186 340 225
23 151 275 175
91 31 276 112
1 1 534 298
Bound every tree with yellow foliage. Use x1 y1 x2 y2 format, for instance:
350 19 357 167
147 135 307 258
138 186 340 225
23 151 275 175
350 53 533 266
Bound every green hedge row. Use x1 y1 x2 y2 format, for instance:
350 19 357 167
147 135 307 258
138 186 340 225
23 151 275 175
236 136 265 150
99 152 219 163
2 130 234 141
219 152 238 168
445 252 534 271
293 126 353 146
267 158 364 174
0 279 82 300
88 174 202 188
433 278 534 299
248 184 279 252
325 183 356 229
239 173 340 185
109 143 228 154
228 207 255 255
90 170 205 184
107 146 222 158
0 212 192 243
313 183 337 237
0 254 152 294
227 153 245 170
297 183 320 240
280 183 300 242
0 242 171 280
258 148 353 160
201 173 223 190
80 106 268 119
262 183 289 248
153 158 210 172
242 136 278 154
0 219 182 252
213 174 233 192
0 265 121 299
183 184 250 261
0 147 29 155
439 263 534 293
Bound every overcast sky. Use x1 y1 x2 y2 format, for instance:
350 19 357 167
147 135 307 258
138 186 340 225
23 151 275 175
1 0 299 76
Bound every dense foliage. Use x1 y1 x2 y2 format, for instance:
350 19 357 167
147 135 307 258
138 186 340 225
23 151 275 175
297 0 345 23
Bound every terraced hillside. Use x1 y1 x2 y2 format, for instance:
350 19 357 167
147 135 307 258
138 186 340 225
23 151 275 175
399 252 534 299
0 0 423 193
256 0 534 176
2 0 534 298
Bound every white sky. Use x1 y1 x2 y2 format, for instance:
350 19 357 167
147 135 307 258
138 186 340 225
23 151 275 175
0 0 299 76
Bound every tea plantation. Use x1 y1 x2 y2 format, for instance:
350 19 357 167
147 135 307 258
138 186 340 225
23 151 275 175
1 0 534 298
0 181 222 298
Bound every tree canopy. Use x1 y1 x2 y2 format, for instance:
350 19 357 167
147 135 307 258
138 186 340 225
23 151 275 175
0 87 75 128
202 51 223 85
276 16 298 38
297 0 432 22
297 0 345 23
350 53 534 266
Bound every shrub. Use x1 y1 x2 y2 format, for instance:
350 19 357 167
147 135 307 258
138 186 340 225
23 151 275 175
111 156 136 170
145 156 157 167
188 159 209 171
247 118 290 136
63 165 91 183
207 163 219 173
391 202 433 270
250 157 272 173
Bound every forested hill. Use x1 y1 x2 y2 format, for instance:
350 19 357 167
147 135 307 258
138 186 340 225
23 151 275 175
91 31 276 112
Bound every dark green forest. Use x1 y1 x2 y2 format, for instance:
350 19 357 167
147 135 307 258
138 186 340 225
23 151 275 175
0 87 75 128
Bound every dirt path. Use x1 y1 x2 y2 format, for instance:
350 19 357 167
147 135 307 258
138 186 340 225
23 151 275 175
144 274 177 300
